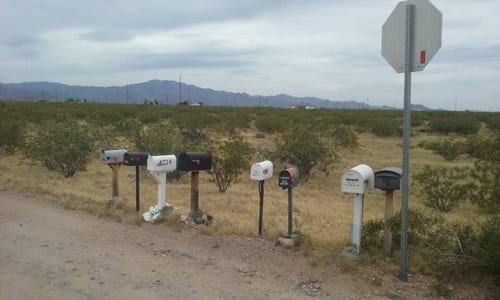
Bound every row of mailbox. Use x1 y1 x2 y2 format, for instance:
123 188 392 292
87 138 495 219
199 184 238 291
101 149 212 172
101 150 402 192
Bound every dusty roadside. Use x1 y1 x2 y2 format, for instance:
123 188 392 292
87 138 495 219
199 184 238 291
0 191 482 299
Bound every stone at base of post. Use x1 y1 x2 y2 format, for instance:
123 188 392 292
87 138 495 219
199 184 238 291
277 232 302 248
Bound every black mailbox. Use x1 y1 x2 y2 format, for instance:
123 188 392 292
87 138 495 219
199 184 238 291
278 167 299 189
374 167 402 191
177 152 212 171
123 152 150 166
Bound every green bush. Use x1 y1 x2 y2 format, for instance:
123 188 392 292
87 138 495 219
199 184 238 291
428 113 480 135
468 132 500 213
414 165 471 212
330 125 359 149
420 138 466 161
369 116 402 137
0 120 24 155
22 121 93 177
210 135 254 193
477 216 500 279
274 124 339 182
134 121 181 155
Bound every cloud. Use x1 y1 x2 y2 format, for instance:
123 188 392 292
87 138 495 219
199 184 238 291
0 0 499 111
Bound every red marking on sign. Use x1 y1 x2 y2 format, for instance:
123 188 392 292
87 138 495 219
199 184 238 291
192 159 200 165
420 50 426 64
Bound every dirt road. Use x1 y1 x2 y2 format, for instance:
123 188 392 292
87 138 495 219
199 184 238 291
2 191 467 299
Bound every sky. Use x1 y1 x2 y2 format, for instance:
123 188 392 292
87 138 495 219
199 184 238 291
1 0 499 111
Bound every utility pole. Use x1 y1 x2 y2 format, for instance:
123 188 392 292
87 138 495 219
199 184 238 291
126 84 129 104
179 75 182 104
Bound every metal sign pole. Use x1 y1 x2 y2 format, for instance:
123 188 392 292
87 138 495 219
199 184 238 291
400 3 414 282
258 180 265 235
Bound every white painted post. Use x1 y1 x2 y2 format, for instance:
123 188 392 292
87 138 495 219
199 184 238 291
351 193 364 253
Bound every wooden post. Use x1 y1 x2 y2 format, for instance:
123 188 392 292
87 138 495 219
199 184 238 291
190 171 199 215
109 164 121 199
383 190 394 257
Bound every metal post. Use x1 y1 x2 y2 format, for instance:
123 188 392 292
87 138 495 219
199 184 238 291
287 186 293 236
383 190 394 257
400 3 414 282
135 166 140 211
190 171 199 215
258 180 265 235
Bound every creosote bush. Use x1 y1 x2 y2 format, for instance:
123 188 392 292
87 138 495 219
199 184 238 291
22 121 93 177
0 120 24 155
414 165 471 212
210 135 254 193
274 124 338 182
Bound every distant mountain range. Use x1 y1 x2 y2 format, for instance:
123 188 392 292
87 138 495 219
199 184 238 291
0 80 430 110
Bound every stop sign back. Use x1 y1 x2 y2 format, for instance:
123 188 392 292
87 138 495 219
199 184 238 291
382 0 442 73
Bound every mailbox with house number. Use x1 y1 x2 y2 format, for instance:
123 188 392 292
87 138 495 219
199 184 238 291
147 155 177 173
278 167 299 189
177 152 212 171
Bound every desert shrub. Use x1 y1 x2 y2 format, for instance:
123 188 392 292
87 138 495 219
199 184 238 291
22 121 93 177
468 132 500 213
0 120 24 155
420 138 466 161
134 121 181 155
428 113 480 135
254 114 290 134
210 135 254 193
414 165 471 212
361 219 385 252
469 161 500 213
330 125 358 149
274 124 339 182
477 216 500 279
369 116 402 137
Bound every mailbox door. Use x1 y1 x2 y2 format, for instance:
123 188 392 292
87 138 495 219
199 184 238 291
375 172 401 191
100 149 127 164
177 152 212 171
278 170 291 188
124 152 150 166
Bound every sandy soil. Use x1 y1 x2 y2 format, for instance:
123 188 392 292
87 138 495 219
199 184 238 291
0 191 485 300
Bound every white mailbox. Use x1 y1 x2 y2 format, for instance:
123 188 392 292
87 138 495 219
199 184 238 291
100 149 127 164
341 164 374 194
147 155 177 172
250 160 273 181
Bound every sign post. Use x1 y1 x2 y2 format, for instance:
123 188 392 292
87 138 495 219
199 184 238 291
382 0 442 281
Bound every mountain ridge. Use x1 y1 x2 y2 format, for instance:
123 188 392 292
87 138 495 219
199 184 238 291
0 80 430 110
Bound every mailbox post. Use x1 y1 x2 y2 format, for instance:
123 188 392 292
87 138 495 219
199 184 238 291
143 154 177 222
100 149 127 200
250 160 274 235
375 167 402 258
278 166 299 237
177 152 212 221
123 152 150 211
340 164 374 254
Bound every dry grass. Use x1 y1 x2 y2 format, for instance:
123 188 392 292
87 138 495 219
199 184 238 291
0 131 480 251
